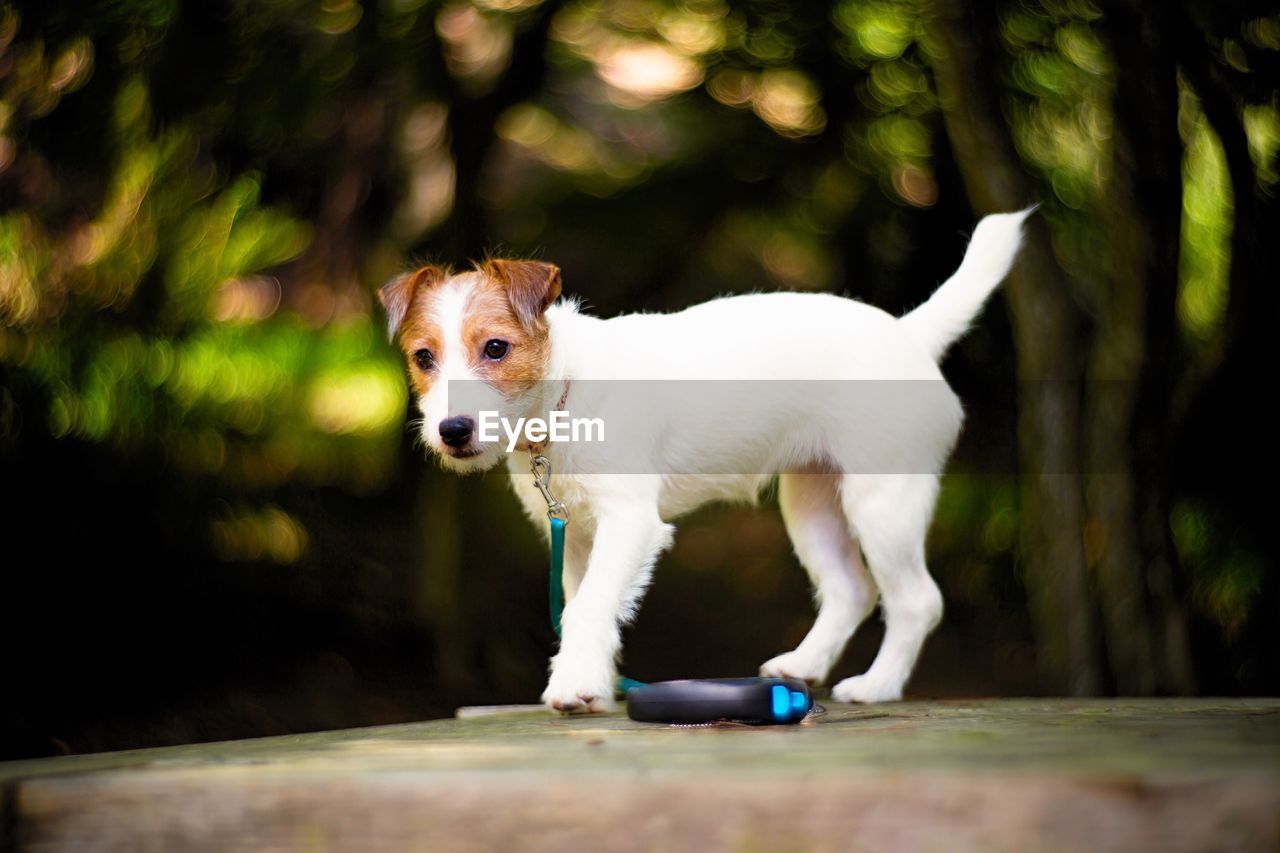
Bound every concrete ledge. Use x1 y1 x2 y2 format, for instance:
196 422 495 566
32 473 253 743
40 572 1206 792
3 699 1277 851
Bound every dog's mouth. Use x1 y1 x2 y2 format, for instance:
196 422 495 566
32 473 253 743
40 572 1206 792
432 440 503 473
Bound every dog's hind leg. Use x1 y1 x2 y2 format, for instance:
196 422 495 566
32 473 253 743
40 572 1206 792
759 471 879 685
832 473 944 703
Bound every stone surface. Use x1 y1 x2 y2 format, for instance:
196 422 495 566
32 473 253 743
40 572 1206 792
2 699 1278 851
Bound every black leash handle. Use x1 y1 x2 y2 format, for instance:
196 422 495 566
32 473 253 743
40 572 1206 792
626 677 813 725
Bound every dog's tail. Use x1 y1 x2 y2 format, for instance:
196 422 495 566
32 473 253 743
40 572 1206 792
899 207 1035 362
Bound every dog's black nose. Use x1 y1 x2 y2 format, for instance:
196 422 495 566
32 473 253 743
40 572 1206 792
439 416 475 448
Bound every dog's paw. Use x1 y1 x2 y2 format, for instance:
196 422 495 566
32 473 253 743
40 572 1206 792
758 650 830 685
542 659 616 715
831 674 903 704
541 690 613 715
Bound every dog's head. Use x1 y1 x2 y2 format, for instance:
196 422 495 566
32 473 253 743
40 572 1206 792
380 259 562 473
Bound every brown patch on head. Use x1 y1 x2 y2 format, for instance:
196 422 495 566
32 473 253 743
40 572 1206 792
379 264 449 341
461 265 556 397
381 263 450 397
481 259 562 329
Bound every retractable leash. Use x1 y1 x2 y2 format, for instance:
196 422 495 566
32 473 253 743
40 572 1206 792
530 451 648 694
529 450 816 726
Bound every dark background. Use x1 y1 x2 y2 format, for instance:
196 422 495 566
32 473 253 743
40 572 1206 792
1 0 1276 759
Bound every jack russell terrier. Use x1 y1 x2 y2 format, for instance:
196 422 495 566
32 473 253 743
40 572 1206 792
381 209 1031 713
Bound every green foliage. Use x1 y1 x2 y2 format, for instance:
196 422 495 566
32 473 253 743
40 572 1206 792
1172 500 1266 641
1178 88 1231 349
1 15 407 564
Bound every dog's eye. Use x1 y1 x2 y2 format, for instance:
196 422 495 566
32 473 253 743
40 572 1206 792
413 348 435 371
483 339 509 360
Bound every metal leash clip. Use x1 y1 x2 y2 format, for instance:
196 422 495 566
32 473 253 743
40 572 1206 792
529 453 569 522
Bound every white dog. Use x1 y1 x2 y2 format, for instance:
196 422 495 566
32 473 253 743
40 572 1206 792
381 209 1030 713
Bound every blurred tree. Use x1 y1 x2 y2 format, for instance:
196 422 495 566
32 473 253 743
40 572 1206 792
927 0 1276 694
1092 0 1192 695
928 0 1102 694
1171 0 1280 692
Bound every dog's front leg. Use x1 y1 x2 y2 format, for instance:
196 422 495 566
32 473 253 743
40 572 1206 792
542 500 673 714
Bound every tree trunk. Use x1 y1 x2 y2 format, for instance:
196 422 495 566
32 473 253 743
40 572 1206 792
434 3 562 265
1087 0 1194 694
927 0 1103 694
1174 8 1280 690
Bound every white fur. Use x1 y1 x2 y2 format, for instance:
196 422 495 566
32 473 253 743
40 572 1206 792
422 209 1031 712
900 208 1036 361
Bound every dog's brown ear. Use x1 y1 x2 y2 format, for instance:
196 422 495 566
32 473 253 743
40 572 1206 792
379 265 447 340
483 259 562 328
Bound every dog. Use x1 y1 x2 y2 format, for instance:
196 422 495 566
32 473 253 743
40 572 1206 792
381 209 1031 713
